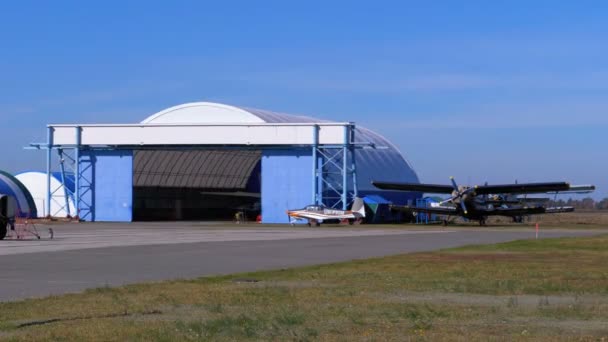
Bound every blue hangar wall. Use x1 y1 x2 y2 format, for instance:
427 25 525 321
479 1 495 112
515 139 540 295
261 149 312 224
79 150 133 222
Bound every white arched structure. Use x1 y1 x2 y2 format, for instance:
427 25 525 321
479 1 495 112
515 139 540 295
16 171 75 218
142 102 265 124
141 102 420 195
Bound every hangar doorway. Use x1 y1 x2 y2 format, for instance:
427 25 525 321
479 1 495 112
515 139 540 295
132 150 261 221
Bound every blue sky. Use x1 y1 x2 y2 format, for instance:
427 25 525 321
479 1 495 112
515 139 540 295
0 1 606 198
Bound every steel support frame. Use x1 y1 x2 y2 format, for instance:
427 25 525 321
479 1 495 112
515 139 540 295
55 148 73 217
43 123 359 219
312 124 358 210
45 126 83 219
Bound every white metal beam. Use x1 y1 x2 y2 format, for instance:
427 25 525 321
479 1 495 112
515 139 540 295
49 123 351 146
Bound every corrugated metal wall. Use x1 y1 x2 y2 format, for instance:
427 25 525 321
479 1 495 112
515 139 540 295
132 150 262 221
133 150 261 189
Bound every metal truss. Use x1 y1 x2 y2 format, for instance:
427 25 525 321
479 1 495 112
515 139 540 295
37 126 85 220
53 148 75 217
312 125 358 210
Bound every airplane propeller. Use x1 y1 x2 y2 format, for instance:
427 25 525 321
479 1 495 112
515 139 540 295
450 177 469 214
440 176 476 214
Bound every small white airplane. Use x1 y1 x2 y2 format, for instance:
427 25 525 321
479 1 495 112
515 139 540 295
286 198 366 226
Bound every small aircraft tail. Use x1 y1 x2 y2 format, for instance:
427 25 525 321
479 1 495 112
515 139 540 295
351 197 366 218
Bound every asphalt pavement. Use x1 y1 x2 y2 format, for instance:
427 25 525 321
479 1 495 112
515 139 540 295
0 223 602 302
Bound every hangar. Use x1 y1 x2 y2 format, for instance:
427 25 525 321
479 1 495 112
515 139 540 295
33 102 420 223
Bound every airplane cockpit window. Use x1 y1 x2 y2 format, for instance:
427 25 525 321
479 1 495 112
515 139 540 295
305 205 323 211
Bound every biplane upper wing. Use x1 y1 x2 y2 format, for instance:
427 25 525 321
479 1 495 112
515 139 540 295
473 182 570 195
372 181 454 194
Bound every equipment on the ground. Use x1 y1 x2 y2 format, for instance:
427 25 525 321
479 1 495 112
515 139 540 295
0 194 40 240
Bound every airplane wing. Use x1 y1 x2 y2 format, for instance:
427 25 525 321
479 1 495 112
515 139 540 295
547 185 595 194
486 206 573 216
372 181 454 194
544 206 575 214
389 204 457 216
515 197 550 203
489 206 547 216
473 182 570 195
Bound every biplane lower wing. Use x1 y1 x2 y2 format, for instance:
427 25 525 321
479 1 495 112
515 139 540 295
371 182 454 194
473 182 571 195
389 205 457 216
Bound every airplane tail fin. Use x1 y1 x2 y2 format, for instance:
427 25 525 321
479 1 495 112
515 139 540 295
351 197 366 218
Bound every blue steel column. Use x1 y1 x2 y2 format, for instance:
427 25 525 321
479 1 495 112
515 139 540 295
341 124 349 210
46 126 53 217
312 125 319 204
74 126 81 220
351 124 358 198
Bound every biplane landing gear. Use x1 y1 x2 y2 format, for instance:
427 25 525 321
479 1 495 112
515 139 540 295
442 219 448 227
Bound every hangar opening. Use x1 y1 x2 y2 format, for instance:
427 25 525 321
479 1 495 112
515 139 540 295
132 150 261 221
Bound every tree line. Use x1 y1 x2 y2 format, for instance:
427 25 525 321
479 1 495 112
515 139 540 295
547 198 608 210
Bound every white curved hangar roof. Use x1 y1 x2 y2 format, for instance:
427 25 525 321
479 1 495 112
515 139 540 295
140 102 419 192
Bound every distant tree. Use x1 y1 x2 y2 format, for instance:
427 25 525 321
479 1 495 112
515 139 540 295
581 197 596 210
597 198 608 210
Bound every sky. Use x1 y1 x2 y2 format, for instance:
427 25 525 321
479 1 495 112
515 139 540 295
0 1 606 199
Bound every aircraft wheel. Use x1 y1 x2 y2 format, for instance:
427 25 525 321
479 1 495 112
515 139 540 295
348 219 355 225
442 220 448 227
315 221 321 227
0 220 7 240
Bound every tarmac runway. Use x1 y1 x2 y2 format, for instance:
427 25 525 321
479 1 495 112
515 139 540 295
0 222 602 302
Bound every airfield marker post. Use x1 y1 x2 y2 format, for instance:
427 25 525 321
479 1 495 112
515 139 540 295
535 223 539 239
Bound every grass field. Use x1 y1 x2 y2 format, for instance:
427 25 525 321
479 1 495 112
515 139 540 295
1 234 607 341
